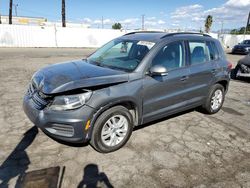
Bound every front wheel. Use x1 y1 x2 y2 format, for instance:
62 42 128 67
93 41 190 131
201 84 225 114
90 106 133 153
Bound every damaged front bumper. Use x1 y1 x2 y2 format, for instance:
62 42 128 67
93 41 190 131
236 64 250 78
23 94 96 143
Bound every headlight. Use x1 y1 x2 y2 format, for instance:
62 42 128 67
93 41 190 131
49 91 92 111
245 47 250 51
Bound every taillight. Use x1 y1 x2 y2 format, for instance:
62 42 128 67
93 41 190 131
227 61 233 70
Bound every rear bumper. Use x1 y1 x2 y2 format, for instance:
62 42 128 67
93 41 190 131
23 94 96 143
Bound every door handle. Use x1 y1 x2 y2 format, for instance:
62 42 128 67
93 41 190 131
211 69 216 74
180 76 189 81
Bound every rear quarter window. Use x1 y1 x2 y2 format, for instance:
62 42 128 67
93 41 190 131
206 41 219 61
215 41 226 60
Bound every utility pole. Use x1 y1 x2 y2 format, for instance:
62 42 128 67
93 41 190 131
142 14 145 30
0 0 2 24
221 20 224 35
13 3 18 16
101 16 104 29
9 0 13 24
62 0 66 27
244 11 250 38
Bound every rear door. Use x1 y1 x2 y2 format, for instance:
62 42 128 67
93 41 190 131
184 40 218 105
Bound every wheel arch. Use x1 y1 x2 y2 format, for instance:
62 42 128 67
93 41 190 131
215 80 229 93
87 99 141 140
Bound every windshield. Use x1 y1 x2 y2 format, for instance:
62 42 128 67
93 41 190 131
242 40 250 45
87 39 155 72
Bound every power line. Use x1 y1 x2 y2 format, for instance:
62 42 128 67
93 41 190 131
18 8 61 20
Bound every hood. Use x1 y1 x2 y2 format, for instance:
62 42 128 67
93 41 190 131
239 54 250 66
32 60 129 94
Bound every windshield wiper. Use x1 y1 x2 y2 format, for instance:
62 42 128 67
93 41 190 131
103 64 130 72
87 59 102 66
87 58 130 72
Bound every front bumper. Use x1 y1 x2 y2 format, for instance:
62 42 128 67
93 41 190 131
236 64 250 78
23 94 96 143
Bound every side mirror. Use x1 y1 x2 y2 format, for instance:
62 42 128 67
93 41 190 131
149 65 168 76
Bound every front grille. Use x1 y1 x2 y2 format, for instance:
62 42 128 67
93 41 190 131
45 124 74 137
26 84 50 110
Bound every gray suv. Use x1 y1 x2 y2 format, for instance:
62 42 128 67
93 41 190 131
23 32 231 153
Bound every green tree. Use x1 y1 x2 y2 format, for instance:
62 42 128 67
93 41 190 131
112 23 122 30
239 27 245 34
230 29 239 35
205 15 213 33
230 26 250 35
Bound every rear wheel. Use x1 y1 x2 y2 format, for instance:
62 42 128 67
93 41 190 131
90 106 133 153
201 84 225 114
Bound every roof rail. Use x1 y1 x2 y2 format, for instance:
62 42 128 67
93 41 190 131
124 31 164 36
161 32 211 39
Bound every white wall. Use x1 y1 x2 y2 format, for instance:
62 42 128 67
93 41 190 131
219 34 250 49
0 24 126 48
1 24 250 48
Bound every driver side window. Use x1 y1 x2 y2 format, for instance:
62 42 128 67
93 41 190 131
152 42 184 70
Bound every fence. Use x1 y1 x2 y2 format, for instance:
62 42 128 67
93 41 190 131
219 34 250 49
0 24 126 48
0 24 250 48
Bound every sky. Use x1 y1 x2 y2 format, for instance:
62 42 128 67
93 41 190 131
0 0 250 31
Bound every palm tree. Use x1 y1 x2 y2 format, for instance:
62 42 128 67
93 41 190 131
9 0 13 24
205 15 213 33
62 0 66 27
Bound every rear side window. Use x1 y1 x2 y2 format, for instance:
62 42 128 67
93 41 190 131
188 41 208 65
206 41 219 61
152 41 184 70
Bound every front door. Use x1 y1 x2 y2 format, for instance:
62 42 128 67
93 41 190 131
142 41 190 123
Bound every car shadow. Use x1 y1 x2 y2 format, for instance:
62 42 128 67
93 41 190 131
77 164 113 188
227 52 246 56
134 109 195 131
232 77 250 83
0 126 38 188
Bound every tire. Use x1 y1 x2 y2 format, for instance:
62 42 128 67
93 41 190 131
90 106 133 153
231 65 239 79
201 84 225 114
